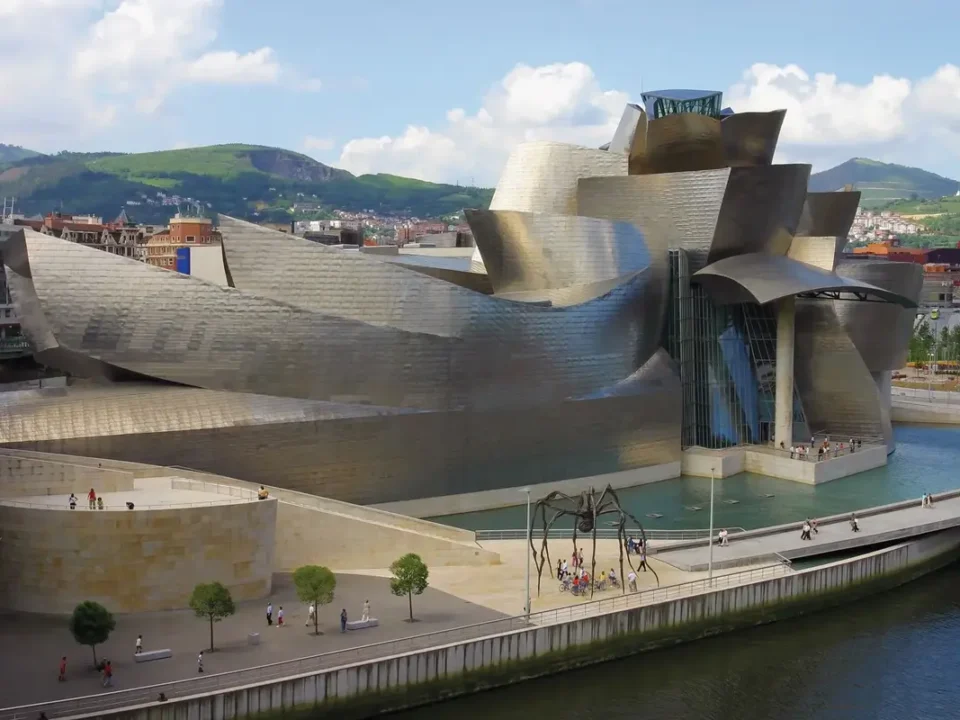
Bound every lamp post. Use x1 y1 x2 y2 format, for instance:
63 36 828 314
707 466 716 583
520 487 531 617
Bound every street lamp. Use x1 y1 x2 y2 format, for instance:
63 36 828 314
519 487 531 617
707 466 716 583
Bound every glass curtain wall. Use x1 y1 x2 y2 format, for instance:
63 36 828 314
665 249 808 449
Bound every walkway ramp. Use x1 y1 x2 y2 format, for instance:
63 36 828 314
655 492 960 571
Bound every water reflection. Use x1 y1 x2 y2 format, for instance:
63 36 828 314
433 425 960 532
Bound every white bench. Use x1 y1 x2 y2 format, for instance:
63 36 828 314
134 649 172 663
346 618 379 630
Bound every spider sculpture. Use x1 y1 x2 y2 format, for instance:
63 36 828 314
529 485 659 599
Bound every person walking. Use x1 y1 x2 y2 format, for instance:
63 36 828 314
101 660 112 687
811 518 819 535
340 608 348 633
627 570 638 592
277 606 284 628
578 548 584 568
362 599 371 623
87 488 96 510
135 635 142 655
197 652 204 673
68 494 77 510
638 546 648 572
58 656 67 682
306 603 315 627
556 558 563 580
850 513 860 533
266 602 273 626
800 521 811 541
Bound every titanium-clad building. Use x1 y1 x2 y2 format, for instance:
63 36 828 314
0 89 920 507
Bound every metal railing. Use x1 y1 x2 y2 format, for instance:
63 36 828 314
0 558 791 720
474 527 745 542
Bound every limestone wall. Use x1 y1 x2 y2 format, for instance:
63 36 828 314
681 445 887 484
60 528 960 720
0 451 133 497
0 499 276 614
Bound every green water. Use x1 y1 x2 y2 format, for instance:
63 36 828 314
431 425 960 532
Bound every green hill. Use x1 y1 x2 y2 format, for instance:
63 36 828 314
0 144 493 222
0 144 42 165
809 158 960 208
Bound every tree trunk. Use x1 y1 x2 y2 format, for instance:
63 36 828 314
314 607 319 636
209 616 215 651
408 591 413 621
91 644 98 668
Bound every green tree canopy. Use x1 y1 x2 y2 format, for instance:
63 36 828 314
292 565 336 635
189 582 236 651
389 553 429 622
69 601 116 667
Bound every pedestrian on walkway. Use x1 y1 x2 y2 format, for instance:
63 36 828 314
266 602 273 626
306 603 315 626
58 656 67 682
68 494 77 510
556 558 563 580
101 660 112 687
135 635 142 654
627 570 638 592
850 513 860 533
340 608 348 633
87 488 96 510
277 606 284 627
97 496 104 510
719 528 729 546
800 521 811 541
811 518 819 535
638 546 648 572
578 548 584 568
362 599 371 622
197 652 204 673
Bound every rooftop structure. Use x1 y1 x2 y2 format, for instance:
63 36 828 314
0 89 921 509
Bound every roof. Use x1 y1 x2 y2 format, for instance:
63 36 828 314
640 89 721 102
692 253 918 308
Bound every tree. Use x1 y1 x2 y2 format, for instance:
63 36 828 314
69 601 116 667
292 565 336 635
389 553 429 622
189 582 236 651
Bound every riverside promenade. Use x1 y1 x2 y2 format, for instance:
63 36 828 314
655 490 960 571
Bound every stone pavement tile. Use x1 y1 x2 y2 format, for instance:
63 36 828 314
0 573 504 709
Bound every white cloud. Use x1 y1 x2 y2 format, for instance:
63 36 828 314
0 0 319 150
187 48 281 85
341 60 960 186
303 136 336 152
339 62 626 184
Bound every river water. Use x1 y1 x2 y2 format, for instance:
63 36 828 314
404 424 960 719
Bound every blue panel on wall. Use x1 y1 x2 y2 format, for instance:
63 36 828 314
176 247 191 275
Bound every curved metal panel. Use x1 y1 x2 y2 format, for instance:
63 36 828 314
393 264 493 294
794 299 891 445
632 113 725 175
7 229 662 412
706 165 810 263
464 209 655 292
608 103 647 159
787 236 845 271
0 384 681 506
834 259 923 370
578 165 810 270
489 141 627 216
693 253 918 307
577 169 730 270
720 110 785 167
797 191 861 237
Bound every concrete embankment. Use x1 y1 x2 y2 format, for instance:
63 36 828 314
71 528 960 720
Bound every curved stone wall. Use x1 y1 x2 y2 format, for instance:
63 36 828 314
0 499 276 614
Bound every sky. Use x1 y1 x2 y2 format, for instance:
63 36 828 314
2 0 960 187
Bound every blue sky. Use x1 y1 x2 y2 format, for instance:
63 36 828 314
2 0 960 185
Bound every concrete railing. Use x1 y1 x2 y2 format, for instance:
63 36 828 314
0 558 792 720
475 527 746 542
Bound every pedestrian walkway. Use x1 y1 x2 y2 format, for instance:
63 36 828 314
0 573 504 709
656 493 960 571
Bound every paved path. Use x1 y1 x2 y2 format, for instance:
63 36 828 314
0 573 504 709
655 494 960 571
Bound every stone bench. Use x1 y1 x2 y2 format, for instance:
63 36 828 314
134 649 172 663
346 618 379 631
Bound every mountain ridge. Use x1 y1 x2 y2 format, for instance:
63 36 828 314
808 158 960 207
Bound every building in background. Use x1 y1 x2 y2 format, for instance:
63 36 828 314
145 214 219 270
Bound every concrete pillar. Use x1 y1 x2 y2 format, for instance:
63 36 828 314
775 296 796 449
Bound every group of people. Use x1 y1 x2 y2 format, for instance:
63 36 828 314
922 492 937 508
266 600 370 633
780 437 863 461
799 517 819 541
68 488 104 510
